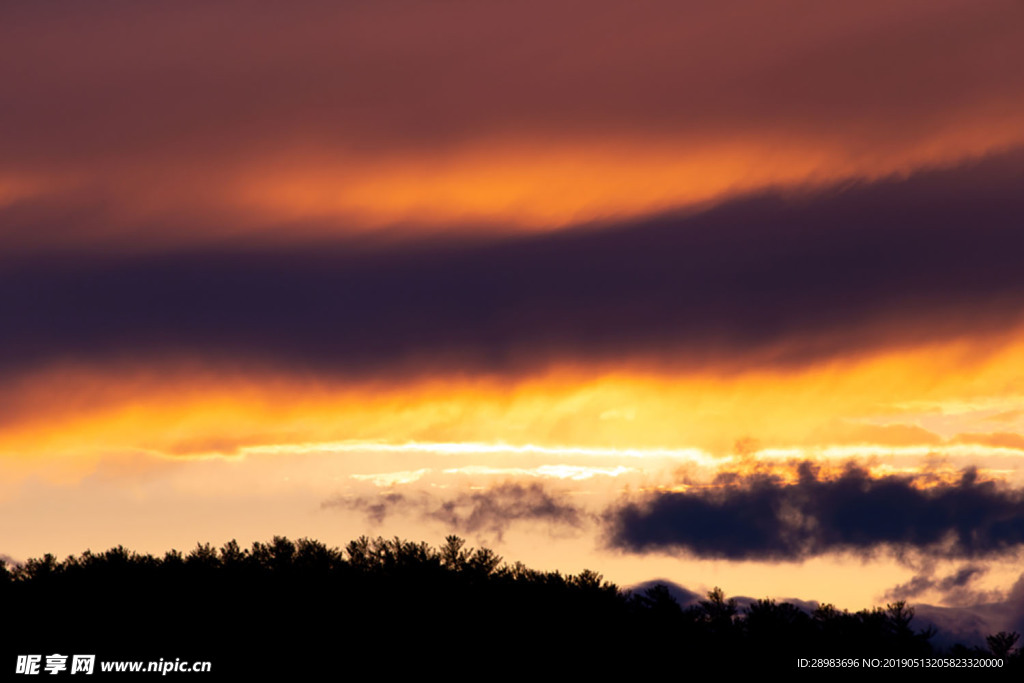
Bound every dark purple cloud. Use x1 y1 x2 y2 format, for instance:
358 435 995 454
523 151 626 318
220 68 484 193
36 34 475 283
324 482 588 540
3 150 1023 380
605 464 1024 561
886 565 992 603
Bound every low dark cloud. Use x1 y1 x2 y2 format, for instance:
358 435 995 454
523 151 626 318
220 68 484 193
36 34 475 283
325 482 588 540
912 571 1024 648
1007 574 1024 635
605 463 1024 561
628 574 1024 650
886 565 990 603
3 151 1024 381
329 492 409 526
628 579 702 608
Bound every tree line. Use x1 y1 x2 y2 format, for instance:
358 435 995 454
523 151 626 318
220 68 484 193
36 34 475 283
3 535 1019 676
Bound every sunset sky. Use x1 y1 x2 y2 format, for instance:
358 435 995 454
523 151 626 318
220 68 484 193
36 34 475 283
3 0 1024 641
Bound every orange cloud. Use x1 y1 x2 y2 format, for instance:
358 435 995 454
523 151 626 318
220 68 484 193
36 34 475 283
2 0 1022 250
1 330 1022 478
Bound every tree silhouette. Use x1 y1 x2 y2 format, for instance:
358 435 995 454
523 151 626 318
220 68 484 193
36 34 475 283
440 534 470 570
1 534 1014 676
987 631 1020 658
